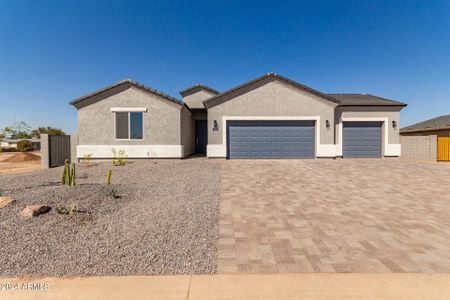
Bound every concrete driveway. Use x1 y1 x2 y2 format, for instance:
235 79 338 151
218 159 450 273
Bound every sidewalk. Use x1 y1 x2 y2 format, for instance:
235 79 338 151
2 273 450 300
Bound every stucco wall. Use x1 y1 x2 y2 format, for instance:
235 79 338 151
78 86 182 146
183 90 216 109
180 106 193 157
207 80 337 146
335 106 401 144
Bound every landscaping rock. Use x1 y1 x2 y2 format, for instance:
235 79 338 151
20 205 51 217
0 196 15 209
0 159 220 276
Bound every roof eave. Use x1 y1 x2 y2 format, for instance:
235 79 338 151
400 126 450 134
69 80 183 109
338 104 407 107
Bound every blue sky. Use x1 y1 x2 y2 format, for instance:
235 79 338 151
0 0 449 134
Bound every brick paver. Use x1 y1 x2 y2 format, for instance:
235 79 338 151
218 159 450 273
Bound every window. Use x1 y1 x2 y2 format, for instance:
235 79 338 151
115 112 143 139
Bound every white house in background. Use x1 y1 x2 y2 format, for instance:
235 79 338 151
0 138 41 150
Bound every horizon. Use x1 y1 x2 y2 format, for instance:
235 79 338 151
1 0 449 134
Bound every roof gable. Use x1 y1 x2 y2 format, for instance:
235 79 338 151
70 79 183 110
203 73 340 109
401 115 450 133
179 84 220 97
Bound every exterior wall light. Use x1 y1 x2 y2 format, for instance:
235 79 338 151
213 120 219 131
392 120 397 129
326 120 330 129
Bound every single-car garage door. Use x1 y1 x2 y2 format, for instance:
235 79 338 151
343 122 382 158
227 120 315 159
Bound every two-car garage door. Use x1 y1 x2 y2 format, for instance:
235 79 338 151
227 121 315 159
226 120 382 159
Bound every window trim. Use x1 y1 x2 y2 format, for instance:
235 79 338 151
114 111 144 141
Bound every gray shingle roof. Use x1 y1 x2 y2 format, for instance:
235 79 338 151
203 73 407 109
70 79 183 108
328 93 406 106
401 115 450 133
179 84 220 97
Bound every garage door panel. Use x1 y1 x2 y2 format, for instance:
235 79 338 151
343 122 382 158
227 121 315 159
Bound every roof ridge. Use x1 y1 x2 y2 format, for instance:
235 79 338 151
70 79 183 107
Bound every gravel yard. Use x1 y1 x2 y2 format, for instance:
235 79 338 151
0 159 220 276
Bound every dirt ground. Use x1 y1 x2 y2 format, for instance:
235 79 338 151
0 152 41 175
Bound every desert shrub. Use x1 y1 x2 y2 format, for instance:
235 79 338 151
109 188 121 199
0 147 19 152
81 153 93 167
112 148 128 166
56 204 86 215
16 140 33 152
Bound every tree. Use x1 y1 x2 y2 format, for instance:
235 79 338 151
1 121 32 139
31 126 66 137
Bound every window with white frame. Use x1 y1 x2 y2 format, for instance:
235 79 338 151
115 112 143 139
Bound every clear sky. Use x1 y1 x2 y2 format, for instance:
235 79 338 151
1 0 449 134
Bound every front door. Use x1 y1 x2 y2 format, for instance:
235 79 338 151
195 120 207 154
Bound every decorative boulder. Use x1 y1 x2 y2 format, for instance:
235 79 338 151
0 196 15 209
20 205 51 217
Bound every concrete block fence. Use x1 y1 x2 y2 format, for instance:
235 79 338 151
401 135 437 161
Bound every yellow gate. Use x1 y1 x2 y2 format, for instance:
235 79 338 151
438 137 450 161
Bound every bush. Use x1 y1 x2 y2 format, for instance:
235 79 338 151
0 147 19 152
111 148 128 166
16 140 33 152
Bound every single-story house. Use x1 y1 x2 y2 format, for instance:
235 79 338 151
70 73 406 159
400 115 450 137
0 138 41 150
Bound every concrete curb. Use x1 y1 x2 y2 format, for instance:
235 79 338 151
1 273 450 300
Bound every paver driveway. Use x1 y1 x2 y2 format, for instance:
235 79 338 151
218 159 450 273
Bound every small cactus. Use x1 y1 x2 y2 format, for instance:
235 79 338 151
105 169 112 185
61 170 65 185
61 159 76 186
70 163 76 186
62 160 70 185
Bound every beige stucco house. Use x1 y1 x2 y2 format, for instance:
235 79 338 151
70 73 406 159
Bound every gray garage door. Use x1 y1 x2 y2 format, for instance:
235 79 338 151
227 120 315 159
343 122 382 158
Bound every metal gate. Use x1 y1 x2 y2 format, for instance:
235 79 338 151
438 137 450 161
49 135 71 167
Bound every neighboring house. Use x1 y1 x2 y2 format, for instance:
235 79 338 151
0 138 41 150
70 73 406 160
400 115 450 137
